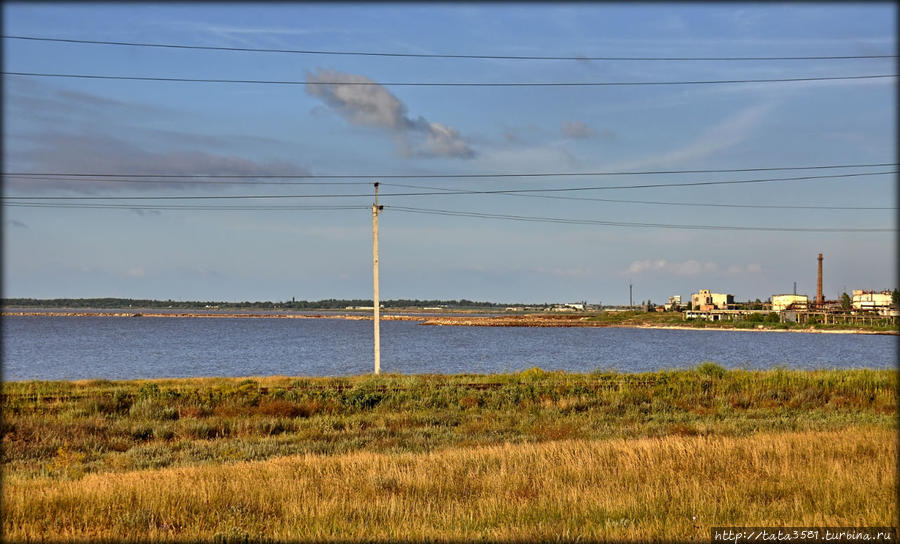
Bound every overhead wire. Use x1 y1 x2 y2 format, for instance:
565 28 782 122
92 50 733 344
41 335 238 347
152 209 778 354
2 175 374 186
3 161 896 179
3 71 896 87
3 38 893 234
386 206 895 232
3 170 895 200
3 202 369 211
382 182 897 210
4 35 896 61
4 201 890 232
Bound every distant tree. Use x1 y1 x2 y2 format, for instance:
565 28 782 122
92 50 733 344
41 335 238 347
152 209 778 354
893 289 900 308
840 292 851 310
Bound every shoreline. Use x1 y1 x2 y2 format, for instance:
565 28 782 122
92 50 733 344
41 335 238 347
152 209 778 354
3 310 896 335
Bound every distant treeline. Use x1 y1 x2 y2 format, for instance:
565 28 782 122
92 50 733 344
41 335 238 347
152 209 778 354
1 298 519 310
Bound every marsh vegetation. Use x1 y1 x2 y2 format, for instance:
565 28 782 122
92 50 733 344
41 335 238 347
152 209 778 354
3 365 896 541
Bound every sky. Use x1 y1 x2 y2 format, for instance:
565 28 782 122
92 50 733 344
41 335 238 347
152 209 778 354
2 2 897 305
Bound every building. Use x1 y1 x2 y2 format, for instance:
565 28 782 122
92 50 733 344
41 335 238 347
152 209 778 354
664 295 682 311
851 290 893 314
551 303 585 312
691 289 734 310
684 309 768 321
771 294 809 312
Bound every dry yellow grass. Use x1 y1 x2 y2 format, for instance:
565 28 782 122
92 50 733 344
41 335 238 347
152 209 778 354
4 425 895 542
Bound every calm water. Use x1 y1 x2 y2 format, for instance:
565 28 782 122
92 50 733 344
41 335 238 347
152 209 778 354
2 316 896 381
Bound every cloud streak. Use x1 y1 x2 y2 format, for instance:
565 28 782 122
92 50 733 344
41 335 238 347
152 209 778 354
610 101 776 171
305 68 475 159
561 121 595 139
627 259 764 277
627 259 718 276
9 131 310 193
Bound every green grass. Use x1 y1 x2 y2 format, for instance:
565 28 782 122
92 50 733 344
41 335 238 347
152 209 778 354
581 310 898 332
3 366 895 480
3 366 896 541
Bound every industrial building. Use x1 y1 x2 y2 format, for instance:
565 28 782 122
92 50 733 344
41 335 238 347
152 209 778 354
664 295 682 311
690 289 734 311
771 294 808 312
852 290 894 315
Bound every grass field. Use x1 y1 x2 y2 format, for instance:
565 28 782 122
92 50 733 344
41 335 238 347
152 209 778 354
2 365 896 541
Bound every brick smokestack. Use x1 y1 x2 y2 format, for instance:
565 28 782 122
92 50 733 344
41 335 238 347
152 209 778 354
816 253 823 305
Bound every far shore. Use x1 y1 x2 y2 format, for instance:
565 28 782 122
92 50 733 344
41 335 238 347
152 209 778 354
3 309 896 335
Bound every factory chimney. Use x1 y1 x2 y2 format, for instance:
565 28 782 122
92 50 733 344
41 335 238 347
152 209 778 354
816 253 824 305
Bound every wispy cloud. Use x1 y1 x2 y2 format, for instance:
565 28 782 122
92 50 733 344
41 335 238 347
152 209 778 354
534 266 593 279
5 220 29 229
305 68 476 159
626 259 719 276
561 121 595 139
9 131 310 193
6 78 167 120
611 101 776 170
627 259 764 277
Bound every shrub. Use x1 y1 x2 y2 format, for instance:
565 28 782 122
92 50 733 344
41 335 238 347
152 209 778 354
256 400 304 418
128 397 179 421
696 362 727 379
344 387 385 410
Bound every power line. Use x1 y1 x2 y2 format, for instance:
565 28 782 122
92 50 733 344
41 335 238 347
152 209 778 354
3 202 369 211
4 171 894 200
4 35 895 61
4 200 890 232
3 175 373 186
387 206 895 232
383 182 897 210
3 161 895 180
4 71 895 87
21 175 892 209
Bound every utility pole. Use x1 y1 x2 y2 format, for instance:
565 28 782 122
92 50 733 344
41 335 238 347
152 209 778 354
372 182 383 375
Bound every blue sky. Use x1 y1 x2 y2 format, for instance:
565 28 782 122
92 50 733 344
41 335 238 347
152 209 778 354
2 3 896 304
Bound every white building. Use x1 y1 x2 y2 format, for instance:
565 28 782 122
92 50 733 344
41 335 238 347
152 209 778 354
851 290 893 314
691 289 734 310
664 295 682 311
771 294 809 312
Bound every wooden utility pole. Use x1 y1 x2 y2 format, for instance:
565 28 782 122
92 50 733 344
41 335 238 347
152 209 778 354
372 182 383 375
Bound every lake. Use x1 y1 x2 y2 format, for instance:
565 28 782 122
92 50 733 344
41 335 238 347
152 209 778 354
2 316 896 381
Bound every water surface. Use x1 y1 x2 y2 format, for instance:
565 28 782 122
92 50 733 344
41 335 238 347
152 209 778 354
2 316 895 381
